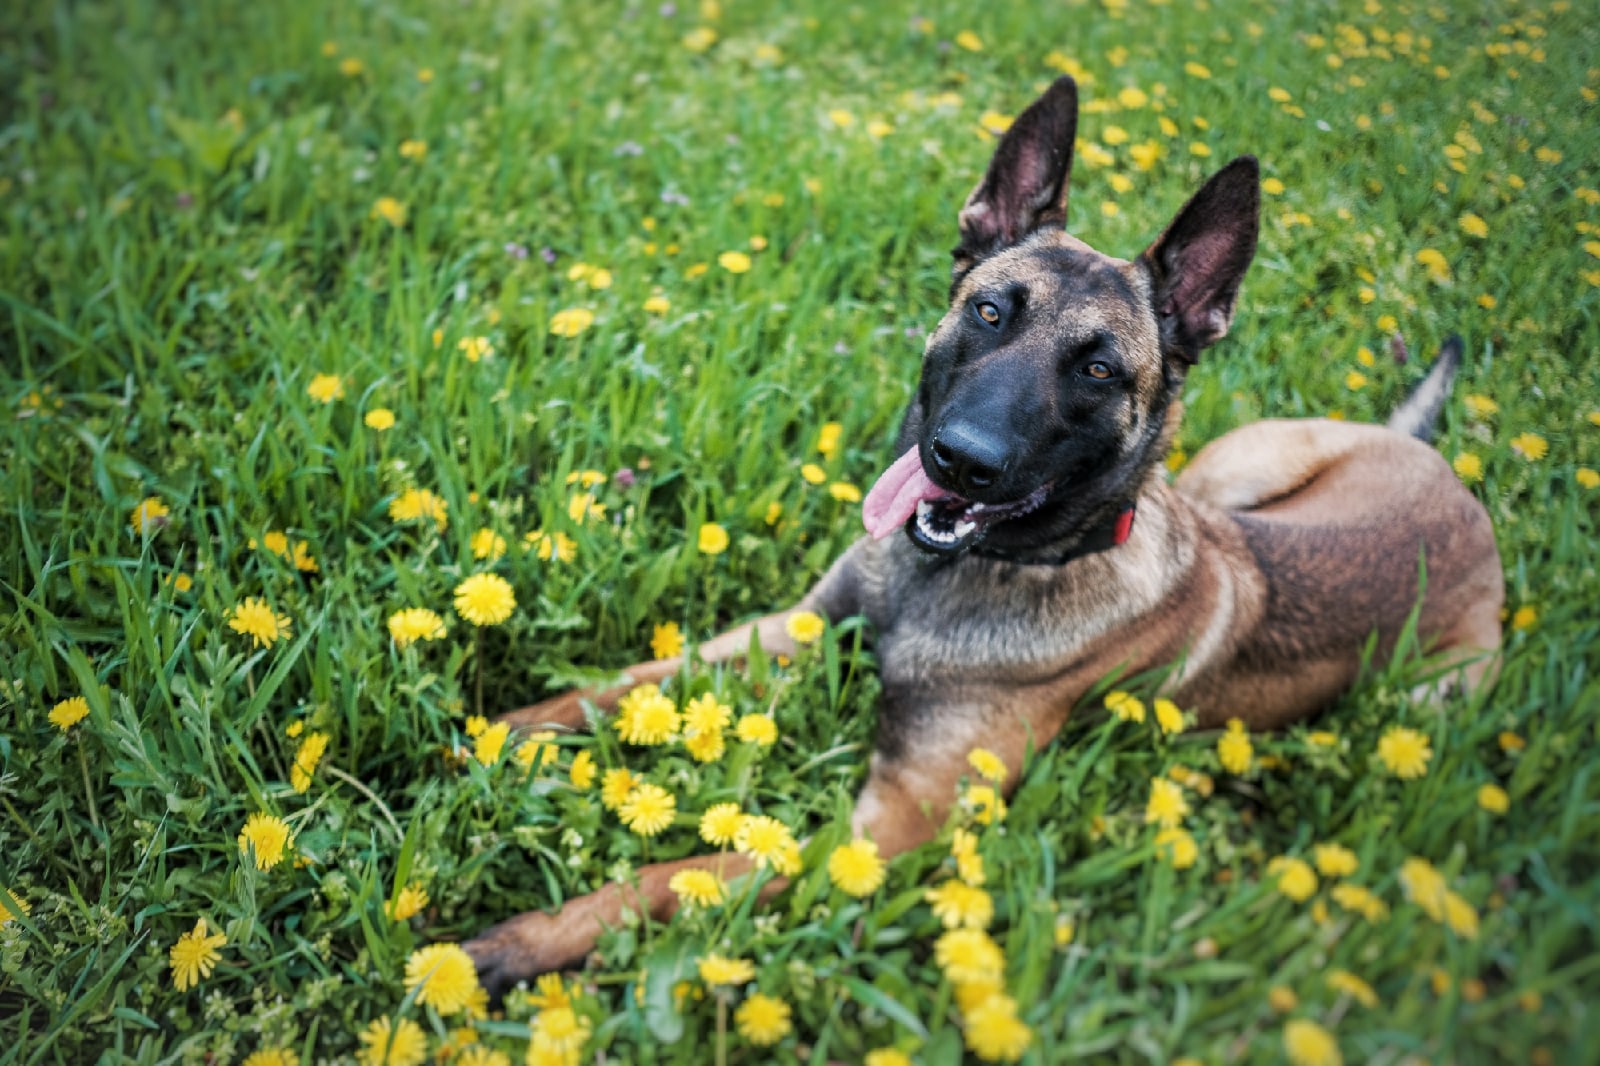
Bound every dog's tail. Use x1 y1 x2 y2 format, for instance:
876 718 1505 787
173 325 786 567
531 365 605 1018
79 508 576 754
1386 334 1463 442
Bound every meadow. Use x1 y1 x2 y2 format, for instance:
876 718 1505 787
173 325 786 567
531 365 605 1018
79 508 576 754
2 0 1599 1062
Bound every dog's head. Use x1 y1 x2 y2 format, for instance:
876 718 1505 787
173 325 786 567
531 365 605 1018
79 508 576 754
862 76 1260 560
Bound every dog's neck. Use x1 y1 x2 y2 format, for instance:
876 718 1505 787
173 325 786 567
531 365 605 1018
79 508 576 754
969 504 1137 566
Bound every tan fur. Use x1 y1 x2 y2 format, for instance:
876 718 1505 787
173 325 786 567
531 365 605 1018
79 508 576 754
464 87 1504 992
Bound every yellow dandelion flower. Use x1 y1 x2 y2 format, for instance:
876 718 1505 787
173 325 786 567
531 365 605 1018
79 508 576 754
389 488 449 530
967 748 1006 783
357 1017 427 1066
643 294 671 314
568 749 596 790
698 522 730 554
388 607 446 649
735 993 792 1046
388 882 429 922
1106 690 1145 722
366 407 396 432
651 621 684 659
952 827 986 886
717 251 752 274
1152 698 1184 735
1313 843 1359 878
696 953 754 985
682 26 718 52
1330 882 1389 921
1509 432 1548 460
963 991 1032 1063
474 721 510 765
964 784 1006 826
1218 718 1253 773
586 268 613 290
290 731 328 793
398 138 427 161
1327 968 1377 1007
684 724 726 763
531 1004 591 1055
1459 212 1489 238
815 421 842 457
130 495 170 534
403 943 480 1016
600 767 638 811
549 308 595 337
453 573 516 626
865 1051 913 1066
307 373 344 403
828 837 886 897
735 713 777 746
683 693 732 737
925 879 993 929
1267 856 1318 902
616 684 679 745
785 611 825 645
237 812 294 870
1345 370 1368 391
242 1049 298 1066
526 529 576 563
1414 247 1451 282
371 196 407 227
1376 726 1432 778
1145 777 1189 827
1512 604 1539 631
227 598 291 649
469 527 507 562
1268 985 1298 1012
953 30 983 51
1453 452 1484 482
1284 1018 1342 1066
1443 890 1480 938
671 870 726 908
734 814 798 870
619 782 676 836
169 917 228 991
1155 827 1198 869
1499 730 1525 753
1399 856 1449 921
700 802 742 845
827 481 862 503
1478 782 1509 813
1 890 31 925
1464 394 1499 418
48 695 90 731
1577 467 1600 489
934 927 1004 986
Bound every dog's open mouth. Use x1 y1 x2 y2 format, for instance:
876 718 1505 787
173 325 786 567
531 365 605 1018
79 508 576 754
863 447 1050 554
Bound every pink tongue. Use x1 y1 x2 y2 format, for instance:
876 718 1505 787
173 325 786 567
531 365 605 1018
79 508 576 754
862 447 944 539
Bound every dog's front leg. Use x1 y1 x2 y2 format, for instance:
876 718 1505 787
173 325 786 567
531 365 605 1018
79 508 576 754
497 542 869 732
494 608 809 732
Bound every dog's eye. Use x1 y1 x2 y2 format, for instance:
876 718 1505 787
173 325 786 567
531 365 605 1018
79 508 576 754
975 302 1001 325
1084 361 1113 380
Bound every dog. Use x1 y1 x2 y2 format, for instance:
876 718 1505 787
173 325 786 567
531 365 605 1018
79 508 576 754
464 75 1504 994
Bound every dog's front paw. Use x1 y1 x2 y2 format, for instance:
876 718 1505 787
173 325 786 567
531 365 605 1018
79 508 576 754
463 907 597 1000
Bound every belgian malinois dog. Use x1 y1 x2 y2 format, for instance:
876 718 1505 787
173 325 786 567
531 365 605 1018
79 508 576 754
465 75 1504 993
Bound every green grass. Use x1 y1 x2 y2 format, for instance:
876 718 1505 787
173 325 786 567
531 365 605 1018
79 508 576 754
3 0 1599 1062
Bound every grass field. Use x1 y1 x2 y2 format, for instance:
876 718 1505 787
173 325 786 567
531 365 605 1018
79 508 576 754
3 0 1599 1062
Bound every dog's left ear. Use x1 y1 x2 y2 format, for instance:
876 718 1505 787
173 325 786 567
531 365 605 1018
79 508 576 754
953 76 1079 275
1142 155 1260 364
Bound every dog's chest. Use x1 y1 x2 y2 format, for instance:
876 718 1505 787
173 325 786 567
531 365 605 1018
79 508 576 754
857 538 1149 689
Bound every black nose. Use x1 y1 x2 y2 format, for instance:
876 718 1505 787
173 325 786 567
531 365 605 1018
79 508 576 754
930 422 1009 496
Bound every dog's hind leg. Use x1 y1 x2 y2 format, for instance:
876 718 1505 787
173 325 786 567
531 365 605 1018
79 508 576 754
465 707 988 996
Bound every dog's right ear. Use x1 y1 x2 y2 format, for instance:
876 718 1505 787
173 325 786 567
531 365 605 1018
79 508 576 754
952 76 1078 278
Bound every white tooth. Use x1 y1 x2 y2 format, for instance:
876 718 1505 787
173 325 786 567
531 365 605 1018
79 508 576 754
970 502 986 512
954 521 975 538
917 500 933 517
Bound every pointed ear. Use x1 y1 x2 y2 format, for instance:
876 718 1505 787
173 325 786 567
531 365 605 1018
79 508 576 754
1141 155 1260 364
953 76 1078 273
